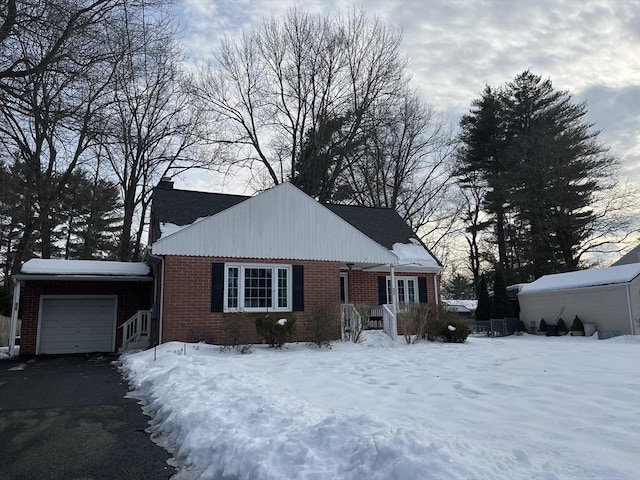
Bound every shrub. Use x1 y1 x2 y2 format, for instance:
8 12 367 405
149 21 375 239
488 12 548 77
518 320 526 332
255 313 296 348
556 317 568 334
308 304 341 348
220 312 253 354
570 315 584 333
441 319 473 343
398 303 430 344
539 318 547 332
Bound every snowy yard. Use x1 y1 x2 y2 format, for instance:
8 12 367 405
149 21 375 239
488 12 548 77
121 333 640 480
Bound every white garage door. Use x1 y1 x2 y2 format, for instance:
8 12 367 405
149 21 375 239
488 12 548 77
39 297 116 354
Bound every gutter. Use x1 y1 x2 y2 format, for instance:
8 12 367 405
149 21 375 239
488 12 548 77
13 274 152 282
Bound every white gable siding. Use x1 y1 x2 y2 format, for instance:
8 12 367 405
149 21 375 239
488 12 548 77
152 183 396 265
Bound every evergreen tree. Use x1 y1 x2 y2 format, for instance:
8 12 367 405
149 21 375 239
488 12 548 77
475 276 491 321
456 71 616 282
490 268 512 319
442 273 476 299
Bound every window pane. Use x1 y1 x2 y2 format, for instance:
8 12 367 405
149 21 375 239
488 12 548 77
278 268 288 308
244 268 272 308
398 279 406 306
227 267 239 308
407 279 416 303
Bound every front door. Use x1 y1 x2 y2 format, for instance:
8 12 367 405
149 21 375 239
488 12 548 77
340 273 349 304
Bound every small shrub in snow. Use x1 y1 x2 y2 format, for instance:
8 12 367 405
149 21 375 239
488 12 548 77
556 318 568 335
398 304 430 344
539 318 547 332
346 304 370 343
308 304 341 348
220 312 253 354
441 319 472 343
255 313 296 348
518 320 526 332
570 316 584 334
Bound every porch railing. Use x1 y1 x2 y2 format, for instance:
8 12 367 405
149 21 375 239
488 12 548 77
382 304 397 340
341 303 362 342
120 310 151 351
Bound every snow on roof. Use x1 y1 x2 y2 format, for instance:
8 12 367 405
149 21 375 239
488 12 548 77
519 263 640 295
391 239 439 268
21 259 150 276
443 299 478 310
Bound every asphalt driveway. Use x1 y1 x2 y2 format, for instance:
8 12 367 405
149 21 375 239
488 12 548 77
0 354 175 480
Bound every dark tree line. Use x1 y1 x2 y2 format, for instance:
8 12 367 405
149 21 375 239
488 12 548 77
456 71 629 288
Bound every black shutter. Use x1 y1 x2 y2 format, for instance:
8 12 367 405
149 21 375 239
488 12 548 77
211 263 224 312
378 276 387 305
292 265 304 311
418 277 428 304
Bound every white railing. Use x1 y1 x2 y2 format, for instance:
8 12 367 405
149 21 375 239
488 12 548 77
120 310 151 351
382 304 397 340
341 304 362 342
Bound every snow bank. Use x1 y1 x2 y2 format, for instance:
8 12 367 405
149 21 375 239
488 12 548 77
391 238 439 268
122 334 640 480
21 259 150 276
520 263 640 294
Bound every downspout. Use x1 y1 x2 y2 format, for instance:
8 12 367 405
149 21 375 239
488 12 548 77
8 279 21 358
147 252 165 345
626 284 635 335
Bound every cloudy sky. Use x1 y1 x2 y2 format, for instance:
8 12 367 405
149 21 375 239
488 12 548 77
176 0 639 191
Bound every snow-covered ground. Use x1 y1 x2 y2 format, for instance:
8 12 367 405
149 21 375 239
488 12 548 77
121 333 640 480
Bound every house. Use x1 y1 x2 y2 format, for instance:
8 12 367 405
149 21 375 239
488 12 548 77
612 244 640 266
9 181 442 356
518 263 640 336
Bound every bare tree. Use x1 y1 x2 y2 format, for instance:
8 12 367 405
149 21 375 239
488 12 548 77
343 90 459 249
98 7 202 260
192 8 406 192
0 0 125 271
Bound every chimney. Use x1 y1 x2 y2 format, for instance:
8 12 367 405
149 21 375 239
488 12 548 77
158 177 174 189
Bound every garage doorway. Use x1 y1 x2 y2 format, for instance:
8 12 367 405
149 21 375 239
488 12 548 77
38 296 117 354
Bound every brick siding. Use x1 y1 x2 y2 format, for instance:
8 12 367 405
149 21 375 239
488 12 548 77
160 255 341 345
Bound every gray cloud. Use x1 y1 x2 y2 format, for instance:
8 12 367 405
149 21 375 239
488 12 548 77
178 0 640 183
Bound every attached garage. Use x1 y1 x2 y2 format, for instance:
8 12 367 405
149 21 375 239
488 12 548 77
10 259 153 356
38 297 117 354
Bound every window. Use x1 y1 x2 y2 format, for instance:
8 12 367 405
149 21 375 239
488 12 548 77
224 264 291 312
386 276 420 310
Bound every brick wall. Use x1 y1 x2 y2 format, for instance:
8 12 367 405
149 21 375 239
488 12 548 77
19 280 152 355
161 255 341 345
345 269 439 305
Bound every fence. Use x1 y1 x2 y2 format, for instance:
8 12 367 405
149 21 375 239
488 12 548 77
0 315 20 346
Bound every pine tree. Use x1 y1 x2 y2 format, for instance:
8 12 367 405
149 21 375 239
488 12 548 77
456 71 616 282
490 268 512 319
475 276 492 321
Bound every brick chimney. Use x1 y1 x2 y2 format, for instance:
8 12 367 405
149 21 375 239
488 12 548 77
158 176 174 189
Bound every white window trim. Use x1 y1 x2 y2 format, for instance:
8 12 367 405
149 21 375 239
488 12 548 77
386 276 420 309
224 263 292 313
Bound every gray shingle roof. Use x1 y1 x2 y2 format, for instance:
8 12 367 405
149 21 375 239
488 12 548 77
612 244 640 266
150 185 441 266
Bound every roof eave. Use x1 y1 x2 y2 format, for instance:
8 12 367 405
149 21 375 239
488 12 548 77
14 274 153 282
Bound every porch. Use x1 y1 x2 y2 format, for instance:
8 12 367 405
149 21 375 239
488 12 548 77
341 303 398 341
